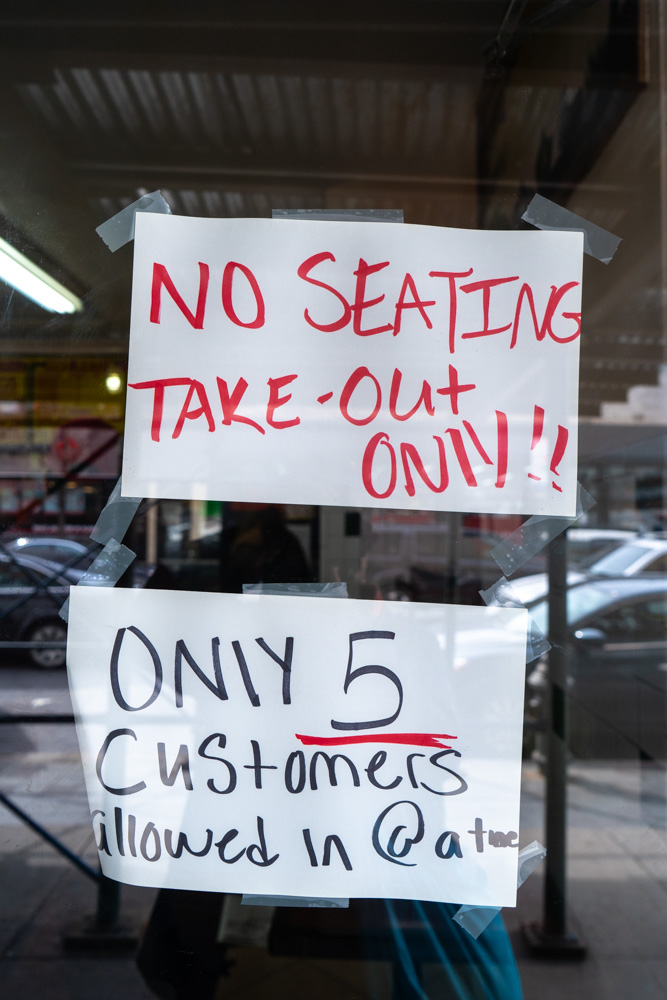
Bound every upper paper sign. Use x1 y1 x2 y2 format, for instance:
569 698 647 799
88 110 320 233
67 586 527 906
123 216 582 515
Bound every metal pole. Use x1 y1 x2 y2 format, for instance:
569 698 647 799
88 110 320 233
95 874 122 930
543 529 568 936
522 529 585 956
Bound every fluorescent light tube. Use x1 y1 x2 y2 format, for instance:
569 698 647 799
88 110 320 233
0 235 83 314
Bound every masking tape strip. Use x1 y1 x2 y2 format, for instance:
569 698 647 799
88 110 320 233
242 580 348 908
516 839 548 887
272 208 404 224
242 581 348 599
241 894 349 909
491 483 596 577
96 190 172 252
453 840 546 940
217 893 275 948
59 538 136 622
479 577 550 663
90 477 142 546
522 194 621 264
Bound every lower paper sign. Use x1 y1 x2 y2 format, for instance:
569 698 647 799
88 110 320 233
66 587 528 907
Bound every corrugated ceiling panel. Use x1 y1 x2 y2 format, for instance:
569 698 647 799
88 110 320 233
18 68 476 176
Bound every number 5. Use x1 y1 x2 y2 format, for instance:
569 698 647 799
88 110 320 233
331 630 403 731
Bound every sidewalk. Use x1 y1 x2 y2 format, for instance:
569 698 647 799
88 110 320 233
1 680 665 999
507 758 667 1000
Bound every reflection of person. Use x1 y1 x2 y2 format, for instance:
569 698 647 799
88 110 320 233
219 505 312 592
138 505 313 998
139 508 522 1000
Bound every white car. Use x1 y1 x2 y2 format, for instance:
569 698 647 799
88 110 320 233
566 527 637 568
508 536 667 607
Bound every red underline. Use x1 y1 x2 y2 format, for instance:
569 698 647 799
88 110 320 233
295 732 456 749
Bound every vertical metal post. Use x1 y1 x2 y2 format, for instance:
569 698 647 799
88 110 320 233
445 511 461 604
64 872 137 952
95 874 122 930
146 499 159 565
523 529 585 956
543 529 568 937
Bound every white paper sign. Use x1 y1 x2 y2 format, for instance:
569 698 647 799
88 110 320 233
67 587 528 906
122 216 582 516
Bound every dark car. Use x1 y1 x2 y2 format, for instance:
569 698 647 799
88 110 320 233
0 552 70 668
526 576 667 760
3 535 99 583
3 534 158 589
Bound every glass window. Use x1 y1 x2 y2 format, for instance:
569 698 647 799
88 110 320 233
0 4 665 998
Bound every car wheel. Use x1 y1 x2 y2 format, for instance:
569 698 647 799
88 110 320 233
25 620 67 669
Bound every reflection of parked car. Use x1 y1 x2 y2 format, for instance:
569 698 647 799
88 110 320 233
0 553 70 668
583 536 667 576
509 536 667 607
366 520 640 605
3 534 157 589
566 527 637 568
526 577 667 759
4 535 98 583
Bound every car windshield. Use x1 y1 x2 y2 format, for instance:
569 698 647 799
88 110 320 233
570 538 630 569
589 543 652 576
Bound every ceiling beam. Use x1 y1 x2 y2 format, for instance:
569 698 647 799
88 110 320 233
71 157 635 198
0 1 629 80
0 3 503 71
